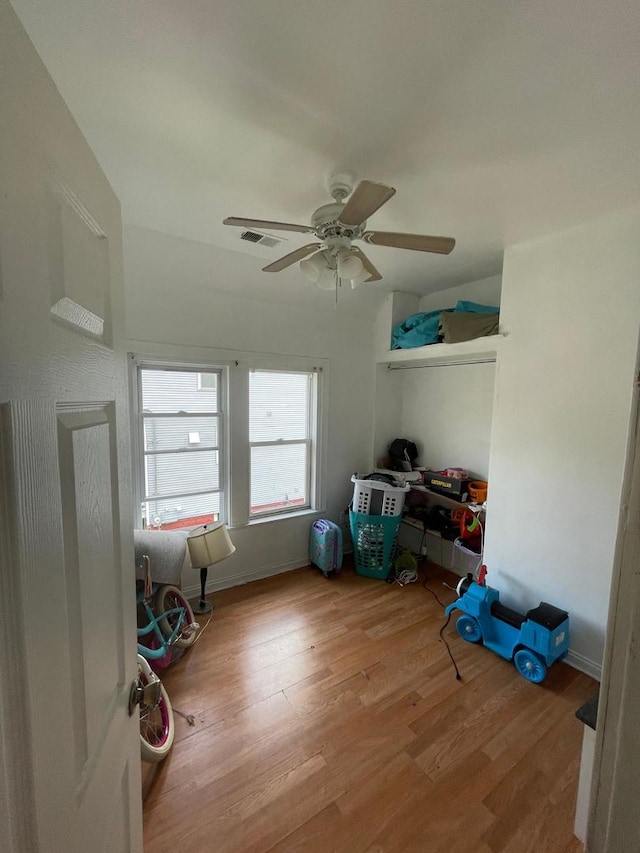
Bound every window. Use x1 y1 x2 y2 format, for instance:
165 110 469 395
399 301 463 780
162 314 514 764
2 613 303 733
132 355 324 529
249 370 314 517
137 367 224 530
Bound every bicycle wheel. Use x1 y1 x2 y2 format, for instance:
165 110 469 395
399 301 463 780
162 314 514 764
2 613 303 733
137 655 175 763
155 585 197 649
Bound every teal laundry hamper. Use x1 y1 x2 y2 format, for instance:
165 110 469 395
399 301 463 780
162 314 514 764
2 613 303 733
349 510 402 580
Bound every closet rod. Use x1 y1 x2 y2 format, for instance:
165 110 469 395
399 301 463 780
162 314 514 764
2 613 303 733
387 356 496 370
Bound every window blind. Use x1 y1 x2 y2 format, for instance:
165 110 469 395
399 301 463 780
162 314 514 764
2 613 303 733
249 370 312 516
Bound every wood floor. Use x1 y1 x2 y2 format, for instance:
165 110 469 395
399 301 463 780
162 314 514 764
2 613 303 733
142 561 595 853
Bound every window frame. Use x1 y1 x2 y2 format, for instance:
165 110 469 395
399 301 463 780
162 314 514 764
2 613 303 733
130 356 229 531
129 350 327 530
248 367 316 520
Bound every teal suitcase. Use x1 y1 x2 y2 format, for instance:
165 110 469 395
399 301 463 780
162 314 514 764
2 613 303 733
309 519 343 578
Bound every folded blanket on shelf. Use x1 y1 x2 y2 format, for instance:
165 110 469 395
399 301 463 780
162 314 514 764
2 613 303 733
438 310 499 343
391 300 499 349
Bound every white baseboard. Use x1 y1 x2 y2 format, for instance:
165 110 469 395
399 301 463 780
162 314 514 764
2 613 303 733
565 649 602 682
181 556 310 599
182 544 354 601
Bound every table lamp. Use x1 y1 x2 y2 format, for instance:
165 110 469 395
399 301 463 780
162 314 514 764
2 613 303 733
187 522 236 613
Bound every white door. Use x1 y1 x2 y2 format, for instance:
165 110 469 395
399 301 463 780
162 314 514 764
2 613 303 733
588 367 640 851
0 4 142 852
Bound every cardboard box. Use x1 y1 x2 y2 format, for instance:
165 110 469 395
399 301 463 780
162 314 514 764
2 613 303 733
425 471 470 502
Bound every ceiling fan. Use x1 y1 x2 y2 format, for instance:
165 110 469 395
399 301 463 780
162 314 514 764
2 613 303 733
223 173 455 290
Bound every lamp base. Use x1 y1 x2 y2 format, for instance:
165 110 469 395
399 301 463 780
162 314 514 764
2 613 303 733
191 566 213 614
191 598 213 615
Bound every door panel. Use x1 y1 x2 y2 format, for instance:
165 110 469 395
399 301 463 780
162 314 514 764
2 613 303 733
57 404 125 787
0 3 141 851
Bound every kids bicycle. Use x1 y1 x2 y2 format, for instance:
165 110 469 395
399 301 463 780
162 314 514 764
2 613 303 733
134 555 198 761
136 554 198 668
133 654 175 762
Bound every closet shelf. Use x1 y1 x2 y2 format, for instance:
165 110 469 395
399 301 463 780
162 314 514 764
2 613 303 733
378 334 503 368
410 484 475 509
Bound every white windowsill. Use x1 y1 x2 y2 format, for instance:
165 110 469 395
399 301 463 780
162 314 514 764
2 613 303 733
236 507 324 528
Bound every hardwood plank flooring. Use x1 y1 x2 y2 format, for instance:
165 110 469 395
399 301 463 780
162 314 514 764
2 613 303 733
142 561 594 852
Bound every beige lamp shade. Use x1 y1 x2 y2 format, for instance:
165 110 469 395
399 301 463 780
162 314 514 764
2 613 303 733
187 522 235 569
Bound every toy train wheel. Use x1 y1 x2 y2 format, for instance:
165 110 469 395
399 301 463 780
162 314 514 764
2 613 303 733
514 649 548 683
455 614 482 643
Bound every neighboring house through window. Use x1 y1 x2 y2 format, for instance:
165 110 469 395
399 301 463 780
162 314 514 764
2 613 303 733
249 369 314 517
137 367 224 530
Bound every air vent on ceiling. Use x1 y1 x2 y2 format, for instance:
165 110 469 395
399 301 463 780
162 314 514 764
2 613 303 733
240 230 283 249
241 230 263 243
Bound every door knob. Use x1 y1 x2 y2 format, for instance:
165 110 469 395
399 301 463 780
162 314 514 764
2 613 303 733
128 671 161 717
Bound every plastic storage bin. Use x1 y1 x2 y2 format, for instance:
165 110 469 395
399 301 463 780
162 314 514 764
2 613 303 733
350 476 409 517
453 538 483 574
349 510 402 579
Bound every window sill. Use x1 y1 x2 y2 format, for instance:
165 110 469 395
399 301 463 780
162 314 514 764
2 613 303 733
235 508 325 529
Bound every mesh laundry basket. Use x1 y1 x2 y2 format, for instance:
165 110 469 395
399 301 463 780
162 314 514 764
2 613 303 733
349 510 402 579
350 476 409 516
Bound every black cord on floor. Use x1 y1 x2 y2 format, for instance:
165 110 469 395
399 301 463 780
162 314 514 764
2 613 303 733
439 612 462 681
420 561 462 681
422 576 449 609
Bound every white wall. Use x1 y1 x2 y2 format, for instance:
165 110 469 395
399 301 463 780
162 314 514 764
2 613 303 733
419 274 502 313
372 290 421 357
399 361 495 478
484 207 640 677
124 225 375 592
372 364 406 466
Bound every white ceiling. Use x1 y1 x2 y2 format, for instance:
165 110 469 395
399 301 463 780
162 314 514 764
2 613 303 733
11 0 640 305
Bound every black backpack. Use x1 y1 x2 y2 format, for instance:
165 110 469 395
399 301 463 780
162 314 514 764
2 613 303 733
388 438 418 472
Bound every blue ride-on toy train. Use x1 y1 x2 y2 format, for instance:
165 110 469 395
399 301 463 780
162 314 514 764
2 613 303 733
445 573 570 683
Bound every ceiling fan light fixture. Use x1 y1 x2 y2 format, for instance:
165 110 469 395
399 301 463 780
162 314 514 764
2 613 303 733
299 251 327 283
336 248 364 281
315 266 337 291
350 265 370 285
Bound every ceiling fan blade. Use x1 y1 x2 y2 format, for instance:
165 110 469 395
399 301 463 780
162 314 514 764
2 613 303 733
338 181 396 227
223 217 314 234
261 243 322 273
363 231 455 254
351 247 382 282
